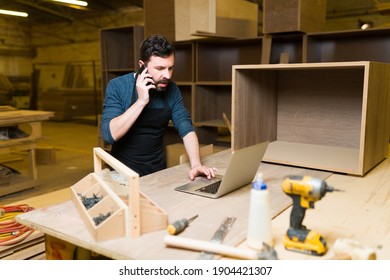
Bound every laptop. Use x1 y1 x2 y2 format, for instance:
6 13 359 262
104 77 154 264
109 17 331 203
174 141 269 199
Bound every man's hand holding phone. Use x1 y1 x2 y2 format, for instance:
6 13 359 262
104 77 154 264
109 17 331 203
136 64 156 104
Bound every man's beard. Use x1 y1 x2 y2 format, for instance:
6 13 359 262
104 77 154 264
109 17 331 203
154 79 169 92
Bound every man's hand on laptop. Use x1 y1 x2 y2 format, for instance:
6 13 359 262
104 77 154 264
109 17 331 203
188 165 218 181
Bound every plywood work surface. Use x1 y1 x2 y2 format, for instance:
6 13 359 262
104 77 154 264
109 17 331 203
16 149 331 260
266 156 390 260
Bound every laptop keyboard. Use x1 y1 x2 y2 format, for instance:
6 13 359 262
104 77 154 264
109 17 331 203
196 180 221 194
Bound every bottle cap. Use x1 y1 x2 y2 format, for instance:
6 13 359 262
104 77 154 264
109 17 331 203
252 172 267 190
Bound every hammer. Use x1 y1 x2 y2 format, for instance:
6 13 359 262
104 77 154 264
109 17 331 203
332 238 376 260
164 235 278 260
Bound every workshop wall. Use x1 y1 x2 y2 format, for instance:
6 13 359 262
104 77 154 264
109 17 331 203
0 18 34 76
0 8 143 79
34 9 143 95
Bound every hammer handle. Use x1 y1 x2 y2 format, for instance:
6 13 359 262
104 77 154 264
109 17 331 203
164 235 258 260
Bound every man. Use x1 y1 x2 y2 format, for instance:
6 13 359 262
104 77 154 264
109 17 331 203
101 34 216 179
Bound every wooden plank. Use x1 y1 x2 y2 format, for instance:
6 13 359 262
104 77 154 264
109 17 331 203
0 110 53 126
0 153 23 163
0 178 39 197
190 0 216 35
0 232 44 258
0 106 16 112
215 0 258 38
1 236 45 260
263 0 326 34
263 141 360 175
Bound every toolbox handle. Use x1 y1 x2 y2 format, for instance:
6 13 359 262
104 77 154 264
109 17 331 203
93 147 138 179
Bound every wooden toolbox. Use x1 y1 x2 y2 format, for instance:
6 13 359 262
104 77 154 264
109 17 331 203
70 147 168 242
232 61 390 176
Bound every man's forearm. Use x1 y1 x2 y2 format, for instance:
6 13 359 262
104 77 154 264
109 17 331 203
109 99 147 141
183 131 201 168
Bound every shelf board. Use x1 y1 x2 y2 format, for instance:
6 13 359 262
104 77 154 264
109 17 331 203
0 177 40 197
195 119 227 128
0 139 37 149
263 141 360 175
104 68 134 73
195 81 232 86
175 81 194 86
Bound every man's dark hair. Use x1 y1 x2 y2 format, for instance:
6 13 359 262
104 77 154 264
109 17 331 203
140 34 175 63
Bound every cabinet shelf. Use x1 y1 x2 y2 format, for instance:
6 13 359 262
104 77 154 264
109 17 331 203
0 177 40 197
268 33 304 64
195 81 232 86
104 68 135 73
306 28 390 63
264 141 360 175
172 41 194 83
195 118 227 128
193 85 231 126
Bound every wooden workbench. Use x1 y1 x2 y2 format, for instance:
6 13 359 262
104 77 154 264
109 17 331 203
16 149 332 260
269 156 390 260
16 147 390 260
0 108 54 196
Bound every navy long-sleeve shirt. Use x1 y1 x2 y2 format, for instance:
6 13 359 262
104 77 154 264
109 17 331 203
101 73 194 144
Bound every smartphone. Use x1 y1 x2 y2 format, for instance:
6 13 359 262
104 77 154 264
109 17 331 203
137 64 146 75
137 65 154 86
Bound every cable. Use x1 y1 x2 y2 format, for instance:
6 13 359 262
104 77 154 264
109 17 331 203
0 204 35 246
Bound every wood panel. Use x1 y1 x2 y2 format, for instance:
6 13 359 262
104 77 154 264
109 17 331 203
263 0 326 34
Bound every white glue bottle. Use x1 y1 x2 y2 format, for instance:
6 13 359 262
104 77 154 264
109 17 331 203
247 172 273 250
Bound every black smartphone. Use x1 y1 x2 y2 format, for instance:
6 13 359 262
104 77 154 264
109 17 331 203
137 64 154 86
137 64 146 75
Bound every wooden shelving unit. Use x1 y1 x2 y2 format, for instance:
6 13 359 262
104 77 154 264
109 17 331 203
160 37 264 144
193 38 263 144
99 25 390 151
99 25 144 149
0 108 54 196
100 25 144 98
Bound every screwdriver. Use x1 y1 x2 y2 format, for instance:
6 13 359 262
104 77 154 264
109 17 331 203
167 214 199 235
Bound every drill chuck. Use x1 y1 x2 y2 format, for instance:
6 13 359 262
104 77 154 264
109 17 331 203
281 175 335 208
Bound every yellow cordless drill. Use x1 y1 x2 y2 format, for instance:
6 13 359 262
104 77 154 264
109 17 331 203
281 175 342 256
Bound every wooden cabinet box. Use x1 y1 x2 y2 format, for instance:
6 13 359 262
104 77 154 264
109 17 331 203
263 0 326 34
144 0 258 42
232 61 390 176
